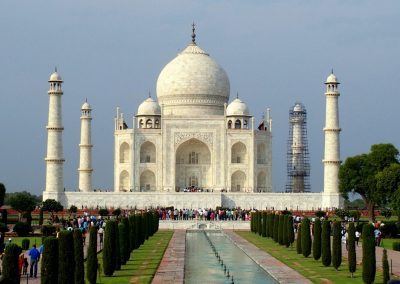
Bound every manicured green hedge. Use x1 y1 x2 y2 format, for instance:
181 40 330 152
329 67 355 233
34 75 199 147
41 237 58 284
312 219 321 261
362 223 376 284
86 226 98 284
58 230 75 284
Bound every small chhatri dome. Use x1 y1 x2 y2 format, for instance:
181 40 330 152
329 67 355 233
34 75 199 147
156 25 230 116
137 97 161 116
226 98 250 116
293 103 304 112
81 101 91 110
326 72 339 84
49 69 63 82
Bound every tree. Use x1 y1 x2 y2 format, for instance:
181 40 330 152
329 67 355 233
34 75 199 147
0 182 6 207
69 205 78 215
332 221 342 270
39 208 44 226
7 192 36 220
382 248 390 284
257 211 262 236
115 222 121 270
262 212 267 237
301 218 311 257
313 218 322 260
98 208 109 217
283 215 289 247
42 199 64 223
273 214 279 243
278 215 284 245
339 143 399 221
103 220 117 276
2 243 21 283
287 216 295 246
119 222 128 265
74 229 84 284
86 226 98 284
58 230 75 284
321 220 331 266
348 222 356 277
42 236 58 284
362 223 376 284
122 217 130 259
296 224 302 254
129 215 136 252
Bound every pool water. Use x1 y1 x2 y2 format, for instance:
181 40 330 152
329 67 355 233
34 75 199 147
185 231 277 283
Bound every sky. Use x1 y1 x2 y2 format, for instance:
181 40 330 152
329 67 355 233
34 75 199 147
0 1 399 195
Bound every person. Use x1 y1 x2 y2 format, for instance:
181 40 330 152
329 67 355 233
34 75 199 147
28 244 40 278
374 228 381 247
98 226 104 248
22 258 29 275
355 230 361 246
5 238 12 250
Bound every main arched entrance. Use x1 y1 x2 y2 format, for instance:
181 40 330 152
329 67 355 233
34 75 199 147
175 138 212 191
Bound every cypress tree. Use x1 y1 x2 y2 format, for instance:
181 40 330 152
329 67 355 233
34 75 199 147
122 217 130 260
135 214 142 248
1 243 21 284
137 214 144 246
250 212 255 232
73 229 85 284
321 220 331 266
115 221 121 270
362 223 376 284
143 212 149 240
382 248 390 284
301 218 312 257
86 226 98 284
258 211 262 236
129 215 136 252
103 220 117 276
119 222 128 265
273 214 279 243
332 221 342 270
288 216 295 247
39 208 44 226
348 222 356 277
296 223 302 254
313 218 322 260
262 212 267 237
278 215 284 245
58 230 75 284
42 236 58 284
269 213 275 238
283 214 289 247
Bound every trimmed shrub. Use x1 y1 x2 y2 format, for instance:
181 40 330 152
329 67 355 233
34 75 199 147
392 241 400 251
269 213 275 238
301 218 312 257
58 230 75 284
315 210 326 218
86 226 98 284
42 225 56 237
21 238 30 250
258 211 262 236
122 217 130 259
313 218 322 261
332 221 342 270
288 216 295 246
262 212 267 237
273 214 279 243
115 222 121 270
119 222 128 265
41 236 58 284
348 210 361 222
73 229 84 284
321 220 331 266
2 243 21 283
98 208 109 217
278 215 284 245
137 214 144 246
13 221 31 237
380 221 399 238
129 215 136 251
103 220 117 276
250 212 255 232
283 215 289 247
348 222 356 277
383 248 390 284
39 208 44 226
362 223 376 284
296 223 302 254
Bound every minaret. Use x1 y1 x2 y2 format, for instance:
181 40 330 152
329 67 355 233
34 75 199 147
45 69 65 194
323 71 341 193
78 100 93 192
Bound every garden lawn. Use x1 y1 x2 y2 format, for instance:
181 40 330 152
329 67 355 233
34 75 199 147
380 238 399 250
236 231 386 284
90 229 173 284
10 236 42 249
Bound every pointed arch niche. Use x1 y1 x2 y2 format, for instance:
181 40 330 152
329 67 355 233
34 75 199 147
119 142 130 163
119 170 129 192
140 170 156 191
140 141 156 163
231 170 246 192
231 142 247 164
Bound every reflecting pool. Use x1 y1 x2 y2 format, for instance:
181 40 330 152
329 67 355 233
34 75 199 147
185 231 277 283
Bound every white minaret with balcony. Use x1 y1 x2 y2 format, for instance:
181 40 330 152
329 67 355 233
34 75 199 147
78 100 93 192
323 72 341 194
45 69 65 194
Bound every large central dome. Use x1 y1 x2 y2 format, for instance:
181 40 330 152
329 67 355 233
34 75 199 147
156 41 230 116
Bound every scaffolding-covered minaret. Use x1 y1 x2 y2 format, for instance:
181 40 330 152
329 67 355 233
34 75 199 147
286 102 310 193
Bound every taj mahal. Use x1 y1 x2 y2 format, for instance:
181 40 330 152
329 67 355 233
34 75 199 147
42 27 343 210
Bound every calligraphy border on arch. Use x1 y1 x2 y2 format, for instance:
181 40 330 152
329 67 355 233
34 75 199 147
174 132 213 148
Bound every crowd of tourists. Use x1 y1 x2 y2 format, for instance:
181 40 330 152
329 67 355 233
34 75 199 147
157 207 252 221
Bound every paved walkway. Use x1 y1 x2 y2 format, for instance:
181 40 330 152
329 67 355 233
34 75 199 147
152 230 185 284
225 230 312 284
19 234 102 284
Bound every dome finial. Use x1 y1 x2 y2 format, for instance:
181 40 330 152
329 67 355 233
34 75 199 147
236 92 239 99
192 22 196 44
148 90 151 98
331 68 334 74
55 66 57 73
